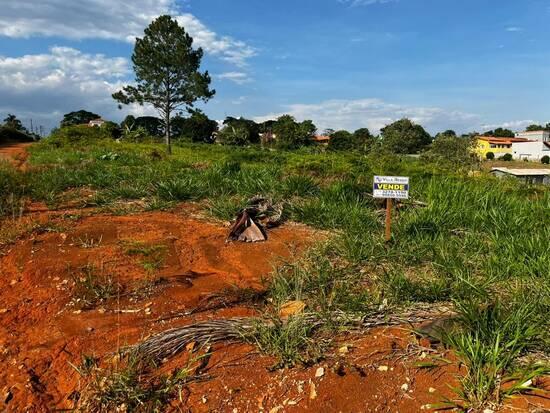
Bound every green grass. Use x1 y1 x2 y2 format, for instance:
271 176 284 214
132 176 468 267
1 138 549 409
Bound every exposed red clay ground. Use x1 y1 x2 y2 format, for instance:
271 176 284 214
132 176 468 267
0 142 32 169
0 144 548 412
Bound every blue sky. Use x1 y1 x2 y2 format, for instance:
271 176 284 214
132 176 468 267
0 0 549 134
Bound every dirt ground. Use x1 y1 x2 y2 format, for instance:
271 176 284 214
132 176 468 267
0 142 32 169
1 145 549 412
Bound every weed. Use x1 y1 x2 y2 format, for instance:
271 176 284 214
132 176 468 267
75 352 198 412
122 241 168 274
70 264 119 309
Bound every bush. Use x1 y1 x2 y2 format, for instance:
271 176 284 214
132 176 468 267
500 153 513 162
541 155 550 164
485 152 495 160
47 125 114 146
0 126 35 144
216 125 251 146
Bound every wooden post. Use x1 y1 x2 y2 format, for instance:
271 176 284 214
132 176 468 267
385 198 392 242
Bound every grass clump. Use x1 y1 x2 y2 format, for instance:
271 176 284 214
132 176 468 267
122 241 168 274
70 264 119 309
74 352 198 413
441 299 550 410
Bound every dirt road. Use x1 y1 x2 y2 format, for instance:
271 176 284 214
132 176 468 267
0 142 32 168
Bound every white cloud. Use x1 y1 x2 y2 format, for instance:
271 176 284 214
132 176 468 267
0 47 146 129
216 72 253 85
480 120 538 131
506 26 523 32
0 0 256 66
254 98 480 134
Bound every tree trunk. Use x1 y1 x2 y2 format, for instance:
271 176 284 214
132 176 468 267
165 112 172 155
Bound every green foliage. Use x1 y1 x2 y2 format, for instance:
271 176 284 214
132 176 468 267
245 316 322 368
0 126 35 144
216 124 251 146
499 153 513 161
483 128 515 138
486 151 495 160
60 110 101 127
380 118 432 154
442 299 549 410
435 129 457 139
541 155 549 164
525 124 543 132
46 124 115 146
353 127 376 151
422 135 477 169
222 117 259 143
327 130 354 151
172 110 218 142
113 15 215 153
272 115 316 149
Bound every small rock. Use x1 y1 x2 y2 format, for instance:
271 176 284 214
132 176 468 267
315 367 325 378
73 310 82 315
338 345 349 355
9 280 17 286
309 381 317 400
86 327 94 332
428 387 436 393
0 309 8 314
401 383 409 391
3 388 13 404
483 409 494 413
377 365 389 372
269 406 283 413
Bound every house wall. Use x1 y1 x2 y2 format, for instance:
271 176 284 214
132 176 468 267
515 131 550 142
475 139 512 159
512 142 550 161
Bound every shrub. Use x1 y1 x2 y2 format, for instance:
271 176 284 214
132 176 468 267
47 125 114 146
500 153 513 162
485 152 495 160
216 125 251 146
541 155 550 164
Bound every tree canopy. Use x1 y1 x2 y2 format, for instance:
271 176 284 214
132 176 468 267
482 128 515 138
172 110 218 142
380 118 432 154
423 135 477 169
525 123 550 132
272 115 316 149
60 110 101 127
113 15 214 154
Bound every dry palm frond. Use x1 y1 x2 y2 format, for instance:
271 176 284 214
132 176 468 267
132 304 451 362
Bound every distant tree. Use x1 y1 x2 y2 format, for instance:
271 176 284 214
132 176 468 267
486 152 495 160
435 129 457 139
526 124 543 132
223 117 260 143
541 155 550 164
380 118 432 154
258 120 276 134
133 116 164 136
327 130 354 151
353 127 376 151
60 110 101 127
272 115 316 149
3 114 27 133
217 124 251 146
172 110 218 142
500 153 513 161
483 128 514 138
121 115 136 132
112 15 215 154
323 128 335 137
423 135 476 168
101 121 122 139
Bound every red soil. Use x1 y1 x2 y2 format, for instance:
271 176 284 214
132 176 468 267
1 208 548 412
0 142 32 169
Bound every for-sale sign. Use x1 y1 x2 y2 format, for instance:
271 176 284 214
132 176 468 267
373 176 410 199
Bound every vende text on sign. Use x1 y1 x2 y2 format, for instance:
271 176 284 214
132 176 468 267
373 176 410 199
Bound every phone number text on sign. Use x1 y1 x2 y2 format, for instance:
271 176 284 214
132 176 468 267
373 176 410 199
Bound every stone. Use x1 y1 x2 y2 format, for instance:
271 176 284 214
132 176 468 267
315 367 325 377
309 381 317 400
377 365 389 372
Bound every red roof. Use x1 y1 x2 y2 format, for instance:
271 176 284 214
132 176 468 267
313 135 331 142
478 136 530 144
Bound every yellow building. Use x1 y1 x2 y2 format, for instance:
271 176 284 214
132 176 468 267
474 136 529 159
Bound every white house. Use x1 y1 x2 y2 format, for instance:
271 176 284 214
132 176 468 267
512 141 550 161
515 130 550 142
88 118 105 127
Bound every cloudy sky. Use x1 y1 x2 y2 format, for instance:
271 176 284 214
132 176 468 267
1 0 549 134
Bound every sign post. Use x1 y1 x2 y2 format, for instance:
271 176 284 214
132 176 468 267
373 176 410 242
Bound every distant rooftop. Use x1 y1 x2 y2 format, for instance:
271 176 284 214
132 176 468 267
491 167 550 176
